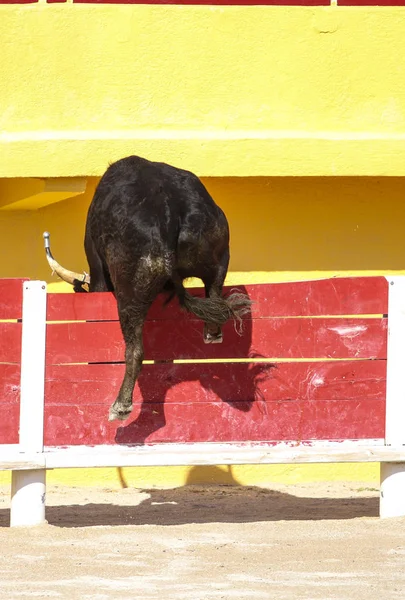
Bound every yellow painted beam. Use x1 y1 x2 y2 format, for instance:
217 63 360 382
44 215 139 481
0 463 380 489
1 6 405 177
0 177 87 211
0 179 44 209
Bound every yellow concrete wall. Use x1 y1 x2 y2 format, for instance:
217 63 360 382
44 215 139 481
1 5 405 177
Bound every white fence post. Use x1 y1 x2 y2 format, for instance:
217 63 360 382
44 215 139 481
10 281 47 527
381 277 405 518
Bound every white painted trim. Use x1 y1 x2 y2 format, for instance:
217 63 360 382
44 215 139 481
380 277 405 517
18 281 47 454
385 276 405 446
40 440 405 469
10 281 47 527
380 463 405 518
3 440 401 471
11 470 46 527
0 454 45 470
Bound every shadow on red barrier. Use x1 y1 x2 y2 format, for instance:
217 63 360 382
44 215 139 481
114 286 275 445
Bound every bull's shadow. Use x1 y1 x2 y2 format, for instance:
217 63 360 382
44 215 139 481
115 286 273 445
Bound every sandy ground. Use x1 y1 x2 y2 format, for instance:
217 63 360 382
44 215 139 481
0 481 404 600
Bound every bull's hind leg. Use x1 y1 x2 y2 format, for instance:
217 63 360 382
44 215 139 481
85 236 114 293
108 297 151 422
202 249 230 344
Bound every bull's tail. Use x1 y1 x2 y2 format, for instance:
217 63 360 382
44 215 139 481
177 285 252 334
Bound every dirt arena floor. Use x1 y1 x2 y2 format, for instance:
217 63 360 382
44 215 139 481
0 481 404 599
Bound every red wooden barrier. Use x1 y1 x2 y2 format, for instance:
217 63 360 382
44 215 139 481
0 365 20 444
41 277 388 447
0 279 26 320
0 279 27 444
4 276 405 526
0 277 389 447
45 317 387 363
46 277 388 320
43 360 386 445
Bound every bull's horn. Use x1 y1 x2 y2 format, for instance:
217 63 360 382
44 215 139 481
43 231 90 286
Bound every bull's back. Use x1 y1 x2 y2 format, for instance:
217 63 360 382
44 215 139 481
88 155 226 235
86 156 229 278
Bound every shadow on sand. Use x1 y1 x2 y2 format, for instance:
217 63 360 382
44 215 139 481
0 467 379 528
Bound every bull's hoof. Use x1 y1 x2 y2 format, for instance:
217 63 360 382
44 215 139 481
203 323 223 344
203 331 223 344
108 404 132 422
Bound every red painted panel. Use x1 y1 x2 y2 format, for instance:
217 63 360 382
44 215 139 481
45 317 387 363
0 323 22 363
0 405 19 444
43 397 384 446
0 279 26 320
116 398 385 444
0 364 20 404
45 360 386 406
0 365 20 444
47 291 118 322
46 277 388 322
43 359 385 446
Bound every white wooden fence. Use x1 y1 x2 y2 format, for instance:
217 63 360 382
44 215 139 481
1 279 405 526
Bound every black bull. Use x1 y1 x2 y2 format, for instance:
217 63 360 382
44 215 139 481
44 155 251 422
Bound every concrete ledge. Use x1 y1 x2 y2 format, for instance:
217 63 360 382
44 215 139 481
0 440 402 472
3 132 405 177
